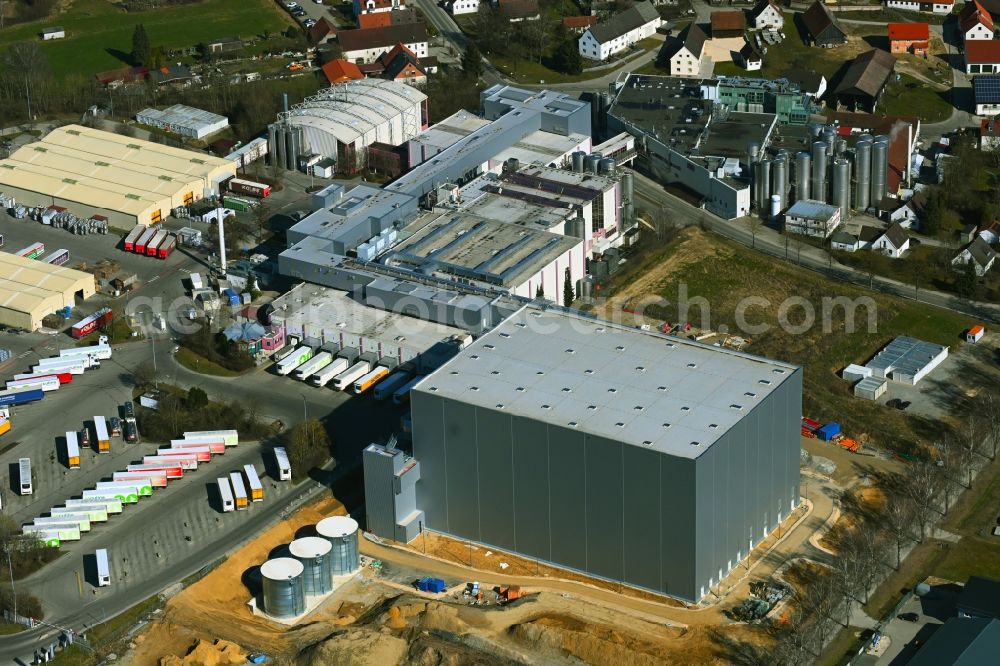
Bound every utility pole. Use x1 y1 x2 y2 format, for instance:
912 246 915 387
5 545 16 618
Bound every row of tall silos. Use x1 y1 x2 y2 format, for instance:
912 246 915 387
260 515 360 620
750 126 890 220
570 150 617 175
268 123 304 173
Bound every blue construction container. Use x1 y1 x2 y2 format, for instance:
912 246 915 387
816 422 841 441
224 288 240 306
417 577 445 593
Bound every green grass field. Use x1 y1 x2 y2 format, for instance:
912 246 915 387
609 228 974 452
0 0 295 79
879 73 953 124
173 346 247 377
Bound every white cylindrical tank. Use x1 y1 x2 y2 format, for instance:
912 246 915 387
289 536 333 597
316 516 360 576
770 194 781 220
261 558 305 619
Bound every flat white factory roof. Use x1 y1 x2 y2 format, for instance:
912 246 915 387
269 284 466 353
416 305 799 458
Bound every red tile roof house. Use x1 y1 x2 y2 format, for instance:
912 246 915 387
563 15 598 34
966 40 1000 75
888 22 930 55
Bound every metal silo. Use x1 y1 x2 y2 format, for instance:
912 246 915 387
284 125 297 171
772 154 788 204
271 125 286 172
289 536 333 597
747 141 761 166
584 153 602 174
794 151 811 201
810 142 827 202
261 558 305 619
809 122 823 139
599 157 616 174
316 516 360 576
832 158 851 218
572 151 585 173
823 125 836 156
622 170 634 227
834 138 847 158
758 159 771 208
854 136 872 211
870 139 889 204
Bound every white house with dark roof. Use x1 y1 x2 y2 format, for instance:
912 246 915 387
578 1 662 61
952 237 997 275
668 24 707 77
871 222 910 258
750 0 783 30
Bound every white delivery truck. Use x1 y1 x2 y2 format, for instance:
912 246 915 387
18 458 32 495
332 361 371 391
51 505 108 523
182 430 239 447
60 344 112 362
96 548 111 586
82 489 138 505
33 515 91 532
293 351 332 381
66 498 123 514
274 447 291 481
244 465 263 502
274 346 313 376
310 357 349 387
217 477 234 512
229 472 248 510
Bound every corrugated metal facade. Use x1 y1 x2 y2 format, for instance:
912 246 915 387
410 368 801 602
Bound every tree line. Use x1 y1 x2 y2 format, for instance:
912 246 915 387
720 393 1000 665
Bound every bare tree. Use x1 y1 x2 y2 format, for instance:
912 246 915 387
881 493 916 569
744 216 763 249
979 393 1000 459
904 461 943 540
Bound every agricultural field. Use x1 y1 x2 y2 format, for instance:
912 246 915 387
601 227 977 454
0 0 295 79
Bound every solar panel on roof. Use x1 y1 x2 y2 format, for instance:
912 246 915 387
974 76 1000 104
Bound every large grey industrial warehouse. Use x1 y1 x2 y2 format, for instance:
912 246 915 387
402 305 802 602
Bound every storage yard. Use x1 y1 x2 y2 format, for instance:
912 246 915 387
0 125 236 228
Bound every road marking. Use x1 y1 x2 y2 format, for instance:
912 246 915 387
147 276 159 283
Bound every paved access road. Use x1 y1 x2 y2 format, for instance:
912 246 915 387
631 172 1000 323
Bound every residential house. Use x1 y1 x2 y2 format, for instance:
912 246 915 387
885 0 955 13
353 0 405 15
359 43 437 85
750 0 783 30
889 23 930 54
958 577 1000 620
965 40 1000 74
497 0 540 22
358 8 416 28
785 69 828 98
666 24 707 77
711 10 746 38
95 66 149 88
41 26 65 40
952 237 997 275
974 76 1000 115
738 42 763 70
148 65 194 87
830 230 862 252
784 199 842 237
801 0 847 47
890 190 926 228
858 225 884 248
578 0 662 61
444 0 479 15
309 18 338 45
833 49 896 112
961 223 979 243
563 15 598 33
871 222 910 257
322 59 365 85
907 618 1000 666
204 36 243 55
960 0 995 41
979 220 1000 243
979 118 1000 150
338 23 429 63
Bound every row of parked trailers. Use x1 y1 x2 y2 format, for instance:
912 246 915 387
2 342 111 414
274 345 421 403
22 430 241 547
12 242 69 266
122 225 176 259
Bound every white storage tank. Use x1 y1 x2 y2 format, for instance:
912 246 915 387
260 557 306 619
316 515 360 576
289 536 333 596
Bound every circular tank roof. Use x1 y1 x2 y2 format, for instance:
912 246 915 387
316 515 359 539
289 536 332 559
261 557 303 580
